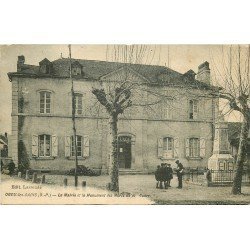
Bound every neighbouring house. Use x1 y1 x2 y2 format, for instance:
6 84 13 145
8 56 220 173
0 133 8 158
228 122 250 166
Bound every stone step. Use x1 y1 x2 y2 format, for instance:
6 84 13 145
119 169 145 175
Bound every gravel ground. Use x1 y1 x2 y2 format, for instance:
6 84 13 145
34 173 250 205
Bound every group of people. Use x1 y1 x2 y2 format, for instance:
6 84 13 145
155 160 184 189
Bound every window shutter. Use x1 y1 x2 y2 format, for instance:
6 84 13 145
83 135 90 157
185 138 190 157
65 136 71 157
158 138 163 158
174 137 179 158
51 135 58 157
200 137 206 157
32 135 38 157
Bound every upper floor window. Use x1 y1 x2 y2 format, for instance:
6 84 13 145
74 93 83 115
40 91 51 114
164 99 173 119
156 98 173 119
189 100 198 119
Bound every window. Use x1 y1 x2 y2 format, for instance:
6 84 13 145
163 137 174 158
158 137 179 159
163 99 173 119
40 91 51 114
189 138 199 157
70 135 82 157
72 67 81 76
189 100 198 119
74 94 83 115
39 134 51 157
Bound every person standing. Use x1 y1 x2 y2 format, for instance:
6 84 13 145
166 164 173 187
155 165 161 188
175 160 184 189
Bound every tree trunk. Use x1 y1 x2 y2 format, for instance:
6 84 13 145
231 116 249 194
108 113 119 192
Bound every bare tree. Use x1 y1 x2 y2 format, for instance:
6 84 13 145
211 45 250 195
92 45 158 192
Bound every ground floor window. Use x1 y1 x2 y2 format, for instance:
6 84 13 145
163 137 174 158
70 135 82 157
39 134 51 157
189 138 199 157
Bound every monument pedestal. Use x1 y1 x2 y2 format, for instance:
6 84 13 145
207 122 235 185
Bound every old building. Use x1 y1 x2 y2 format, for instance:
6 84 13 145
8 56 219 173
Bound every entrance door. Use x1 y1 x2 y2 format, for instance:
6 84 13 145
118 136 132 169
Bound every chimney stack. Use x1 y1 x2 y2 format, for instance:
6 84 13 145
196 61 210 84
17 55 25 72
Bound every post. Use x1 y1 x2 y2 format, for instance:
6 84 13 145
68 44 78 187
25 170 29 180
63 177 68 187
41 174 45 184
82 180 86 188
32 172 37 183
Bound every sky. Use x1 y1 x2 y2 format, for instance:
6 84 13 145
0 45 241 134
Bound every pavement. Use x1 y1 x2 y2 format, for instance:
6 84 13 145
20 173 250 204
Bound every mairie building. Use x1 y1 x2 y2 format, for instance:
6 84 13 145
8 56 219 174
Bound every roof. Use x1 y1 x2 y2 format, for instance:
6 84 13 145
0 134 8 145
8 58 215 90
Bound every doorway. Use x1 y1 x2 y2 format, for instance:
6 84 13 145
118 136 132 169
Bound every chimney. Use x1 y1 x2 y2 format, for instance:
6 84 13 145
196 61 210 84
17 55 25 72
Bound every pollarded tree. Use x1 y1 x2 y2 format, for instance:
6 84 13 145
92 45 158 192
211 45 250 195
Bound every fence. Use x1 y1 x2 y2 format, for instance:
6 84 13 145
210 169 250 186
184 168 250 186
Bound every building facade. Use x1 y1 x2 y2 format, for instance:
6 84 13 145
8 56 219 173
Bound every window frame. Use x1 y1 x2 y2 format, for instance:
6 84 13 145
38 134 51 157
189 137 200 158
189 99 198 120
40 91 51 114
162 137 174 158
74 93 83 115
70 135 83 157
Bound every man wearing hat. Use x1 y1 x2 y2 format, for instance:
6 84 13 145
175 160 184 188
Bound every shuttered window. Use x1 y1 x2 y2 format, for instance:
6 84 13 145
189 138 199 157
70 135 82 157
32 134 58 158
65 135 90 158
158 137 179 159
186 137 206 158
163 137 174 158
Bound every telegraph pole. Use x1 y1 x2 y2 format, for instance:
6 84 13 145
68 45 78 187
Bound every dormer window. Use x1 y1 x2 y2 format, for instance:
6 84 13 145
39 58 51 74
71 61 82 76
